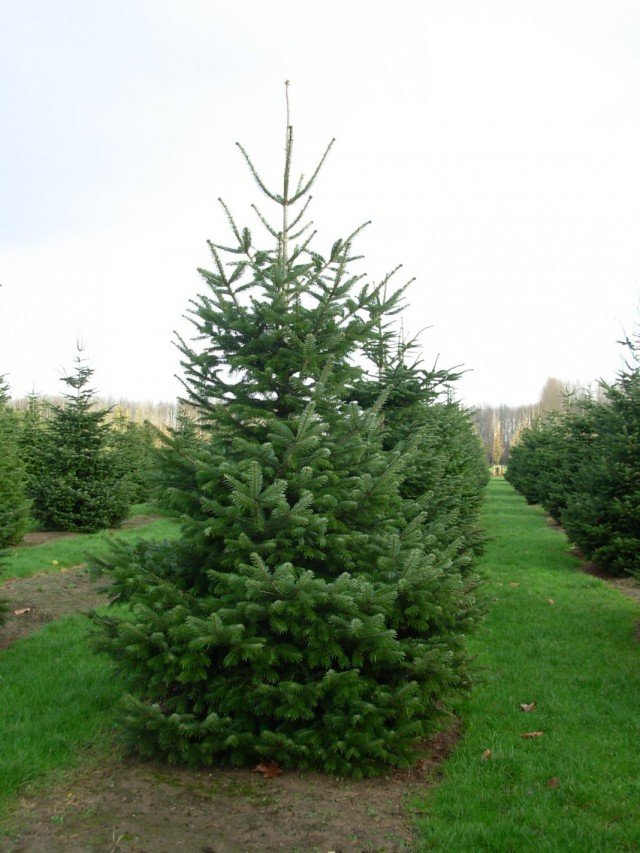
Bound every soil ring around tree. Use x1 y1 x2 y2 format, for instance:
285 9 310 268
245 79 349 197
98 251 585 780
18 515 162 548
3 728 459 852
1 565 461 850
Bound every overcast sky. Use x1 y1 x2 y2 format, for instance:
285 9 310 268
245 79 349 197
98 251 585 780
2 0 640 407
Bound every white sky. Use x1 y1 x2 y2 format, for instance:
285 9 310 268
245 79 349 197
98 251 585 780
2 0 640 407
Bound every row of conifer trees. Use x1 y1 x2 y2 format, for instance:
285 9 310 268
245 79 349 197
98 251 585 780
0 362 157 628
0 364 156 549
90 122 488 777
506 332 640 578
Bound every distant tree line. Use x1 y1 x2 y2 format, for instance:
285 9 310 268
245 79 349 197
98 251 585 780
472 377 605 466
505 333 640 578
10 395 178 430
474 402 540 467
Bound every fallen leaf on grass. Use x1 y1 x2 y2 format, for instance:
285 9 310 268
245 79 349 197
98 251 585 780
509 582 520 588
547 598 555 605
520 702 536 713
481 749 492 760
252 761 283 778
521 731 544 739
13 608 31 616
547 777 559 788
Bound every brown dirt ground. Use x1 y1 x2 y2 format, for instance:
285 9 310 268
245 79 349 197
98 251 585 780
3 727 459 852
581 563 640 604
0 514 160 648
0 566 108 650
19 516 161 548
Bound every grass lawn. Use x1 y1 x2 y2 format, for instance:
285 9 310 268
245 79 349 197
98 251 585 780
1 506 180 582
0 615 123 826
414 478 640 851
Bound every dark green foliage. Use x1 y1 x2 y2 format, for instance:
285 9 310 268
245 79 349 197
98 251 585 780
0 378 30 548
563 335 640 577
507 331 640 577
109 414 157 504
504 404 599 524
505 414 573 520
93 121 479 776
30 355 130 532
416 401 489 562
350 336 488 571
147 403 202 515
17 392 48 498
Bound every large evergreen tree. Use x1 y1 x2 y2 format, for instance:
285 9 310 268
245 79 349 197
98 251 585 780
94 114 479 776
30 352 130 532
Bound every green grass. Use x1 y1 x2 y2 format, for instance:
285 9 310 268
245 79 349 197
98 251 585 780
1 514 180 581
0 615 123 827
415 479 640 851
3 481 640 846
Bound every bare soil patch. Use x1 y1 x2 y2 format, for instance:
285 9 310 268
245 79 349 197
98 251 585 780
19 515 161 548
3 728 459 852
0 566 107 650
545 515 565 534
580 562 640 603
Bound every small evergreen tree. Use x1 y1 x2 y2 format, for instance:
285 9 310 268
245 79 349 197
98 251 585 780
31 352 130 532
109 413 157 505
349 330 487 572
17 391 48 499
0 377 30 547
505 405 595 524
93 111 480 776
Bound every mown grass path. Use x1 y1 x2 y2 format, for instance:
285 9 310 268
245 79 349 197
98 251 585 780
415 478 640 851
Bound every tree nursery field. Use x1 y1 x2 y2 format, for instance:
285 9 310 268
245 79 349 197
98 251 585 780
2 114 640 851
1 479 639 850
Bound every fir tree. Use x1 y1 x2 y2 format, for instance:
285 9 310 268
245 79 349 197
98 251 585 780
109 413 157 505
94 105 479 776
0 376 30 547
17 391 48 499
31 351 130 532
350 328 488 573
563 332 640 577
505 405 596 524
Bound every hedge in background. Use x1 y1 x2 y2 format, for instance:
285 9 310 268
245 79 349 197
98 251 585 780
0 378 29 548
